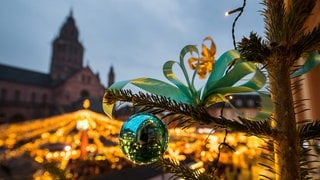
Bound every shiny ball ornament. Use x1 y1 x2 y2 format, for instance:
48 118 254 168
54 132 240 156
119 113 168 164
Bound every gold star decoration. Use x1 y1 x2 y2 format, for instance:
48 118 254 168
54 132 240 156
188 36 216 79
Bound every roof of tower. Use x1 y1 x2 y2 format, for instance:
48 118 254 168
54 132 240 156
69 8 73 17
59 10 79 41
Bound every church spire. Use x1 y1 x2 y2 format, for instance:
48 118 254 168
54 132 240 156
50 11 84 81
108 66 115 87
59 9 78 40
69 7 73 17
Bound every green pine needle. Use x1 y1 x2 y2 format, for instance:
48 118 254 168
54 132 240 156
152 157 217 180
104 89 274 138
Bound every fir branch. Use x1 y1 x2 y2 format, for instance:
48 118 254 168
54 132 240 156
299 147 319 179
283 0 316 46
104 89 275 138
298 120 320 140
43 162 66 180
152 157 217 180
237 32 270 63
104 89 212 125
237 117 273 137
262 0 316 47
262 0 318 64
293 25 320 56
262 0 286 44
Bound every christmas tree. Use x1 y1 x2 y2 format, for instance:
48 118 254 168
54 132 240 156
103 1 320 179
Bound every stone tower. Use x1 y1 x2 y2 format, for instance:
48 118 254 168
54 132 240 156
50 10 84 81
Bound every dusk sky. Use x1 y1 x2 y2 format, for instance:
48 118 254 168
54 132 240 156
0 0 264 87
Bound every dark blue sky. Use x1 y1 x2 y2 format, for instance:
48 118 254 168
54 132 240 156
0 0 264 87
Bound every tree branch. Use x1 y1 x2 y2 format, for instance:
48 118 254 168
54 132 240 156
104 89 275 138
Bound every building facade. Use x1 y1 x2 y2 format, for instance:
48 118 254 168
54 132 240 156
0 11 114 123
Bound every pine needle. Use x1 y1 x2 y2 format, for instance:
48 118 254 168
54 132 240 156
152 157 217 180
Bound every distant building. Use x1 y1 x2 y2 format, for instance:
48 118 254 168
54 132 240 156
207 94 261 120
0 11 114 123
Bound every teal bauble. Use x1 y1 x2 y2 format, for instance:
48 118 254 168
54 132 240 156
119 113 168 164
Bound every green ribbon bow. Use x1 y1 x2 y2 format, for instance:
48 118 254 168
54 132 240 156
291 52 320 78
103 45 273 121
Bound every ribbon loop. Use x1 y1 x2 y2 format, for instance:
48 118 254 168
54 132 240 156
103 38 273 121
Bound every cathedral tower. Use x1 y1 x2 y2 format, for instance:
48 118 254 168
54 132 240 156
50 10 84 80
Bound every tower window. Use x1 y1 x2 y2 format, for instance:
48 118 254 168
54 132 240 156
42 94 47 104
81 90 89 98
31 92 36 103
81 75 85 82
14 90 20 102
1 88 7 101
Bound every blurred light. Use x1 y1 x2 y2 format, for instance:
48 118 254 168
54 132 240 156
56 128 64 136
53 152 59 158
35 156 44 163
60 151 66 157
46 153 52 159
64 145 71 152
83 99 90 109
302 140 309 148
77 119 89 130
225 7 243 16
189 161 204 170
197 128 214 134
41 132 50 139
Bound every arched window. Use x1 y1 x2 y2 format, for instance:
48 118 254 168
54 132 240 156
1 88 7 101
31 92 36 103
10 113 25 122
14 90 20 102
80 90 89 98
42 94 47 104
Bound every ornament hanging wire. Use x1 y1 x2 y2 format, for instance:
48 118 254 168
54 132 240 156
225 0 247 50
212 0 247 171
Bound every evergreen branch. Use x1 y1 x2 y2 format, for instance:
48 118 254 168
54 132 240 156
299 147 319 180
237 32 270 63
43 162 66 180
262 0 316 47
152 157 217 180
257 139 320 179
237 117 273 137
262 0 285 44
104 89 275 138
293 25 320 56
298 120 320 140
262 0 318 64
258 140 275 179
283 0 316 46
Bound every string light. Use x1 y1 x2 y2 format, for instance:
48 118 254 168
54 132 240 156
225 7 244 16
0 109 266 178
225 0 247 49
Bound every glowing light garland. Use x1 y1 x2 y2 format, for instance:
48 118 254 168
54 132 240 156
0 109 268 179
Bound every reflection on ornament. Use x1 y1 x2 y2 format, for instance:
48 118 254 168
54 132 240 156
119 113 168 164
